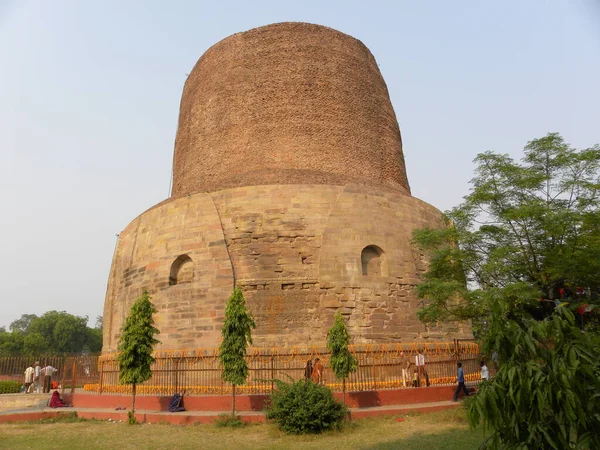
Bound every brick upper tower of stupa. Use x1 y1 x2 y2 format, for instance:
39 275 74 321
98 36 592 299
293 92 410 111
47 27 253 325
172 23 410 197
103 23 472 352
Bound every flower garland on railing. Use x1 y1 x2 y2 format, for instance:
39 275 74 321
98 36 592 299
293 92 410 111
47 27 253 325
83 373 482 396
98 341 479 366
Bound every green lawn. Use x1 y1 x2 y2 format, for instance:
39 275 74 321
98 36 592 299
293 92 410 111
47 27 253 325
0 408 486 450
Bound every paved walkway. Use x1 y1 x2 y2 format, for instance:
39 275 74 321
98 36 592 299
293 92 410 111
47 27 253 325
0 399 459 420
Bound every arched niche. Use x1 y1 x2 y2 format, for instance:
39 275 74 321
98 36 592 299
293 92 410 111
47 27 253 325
169 254 194 286
361 245 385 276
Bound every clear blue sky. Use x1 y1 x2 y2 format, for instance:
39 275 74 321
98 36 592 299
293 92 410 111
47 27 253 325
1 0 599 328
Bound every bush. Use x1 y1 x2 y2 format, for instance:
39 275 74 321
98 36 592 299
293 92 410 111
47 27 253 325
127 411 138 425
0 380 22 394
266 379 348 434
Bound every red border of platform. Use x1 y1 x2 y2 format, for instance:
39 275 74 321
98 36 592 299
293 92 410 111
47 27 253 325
62 385 457 411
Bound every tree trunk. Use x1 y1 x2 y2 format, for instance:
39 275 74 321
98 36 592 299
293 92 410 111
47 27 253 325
132 383 136 413
232 384 236 418
342 378 346 405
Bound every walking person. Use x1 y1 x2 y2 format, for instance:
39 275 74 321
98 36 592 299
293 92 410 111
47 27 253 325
33 362 42 393
480 360 490 381
42 363 58 393
415 349 430 387
452 362 470 401
304 359 313 380
400 352 410 387
312 358 325 385
24 364 35 393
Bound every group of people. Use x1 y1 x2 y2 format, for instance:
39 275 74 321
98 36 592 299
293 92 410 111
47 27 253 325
399 349 430 388
301 350 490 403
304 357 325 384
452 360 490 402
23 361 58 394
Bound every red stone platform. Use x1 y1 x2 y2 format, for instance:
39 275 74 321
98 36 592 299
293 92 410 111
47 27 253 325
0 385 468 424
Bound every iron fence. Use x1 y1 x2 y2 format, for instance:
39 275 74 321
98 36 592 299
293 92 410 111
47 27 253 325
0 341 482 396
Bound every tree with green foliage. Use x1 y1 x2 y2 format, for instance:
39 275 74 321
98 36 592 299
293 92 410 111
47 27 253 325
117 290 160 422
326 311 357 405
0 311 103 356
219 287 256 418
412 133 600 334
412 133 600 449
9 314 38 333
0 331 24 357
468 304 600 449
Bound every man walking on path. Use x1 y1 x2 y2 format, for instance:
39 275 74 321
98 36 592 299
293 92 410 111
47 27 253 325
415 349 429 387
480 360 490 381
33 362 42 393
42 363 58 393
24 364 34 393
312 358 325 385
452 362 470 401
400 352 410 387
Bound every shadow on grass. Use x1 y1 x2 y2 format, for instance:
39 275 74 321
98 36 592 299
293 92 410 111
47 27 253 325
366 427 485 450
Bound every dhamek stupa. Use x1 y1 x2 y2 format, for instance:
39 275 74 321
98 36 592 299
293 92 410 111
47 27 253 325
102 23 472 352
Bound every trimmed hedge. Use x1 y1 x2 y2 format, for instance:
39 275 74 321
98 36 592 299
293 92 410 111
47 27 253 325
0 380 22 394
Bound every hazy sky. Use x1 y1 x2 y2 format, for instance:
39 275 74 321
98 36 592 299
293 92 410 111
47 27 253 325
1 0 599 328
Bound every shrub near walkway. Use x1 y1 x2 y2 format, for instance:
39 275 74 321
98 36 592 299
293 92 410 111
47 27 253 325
0 408 484 450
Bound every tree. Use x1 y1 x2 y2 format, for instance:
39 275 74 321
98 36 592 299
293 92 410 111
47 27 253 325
28 311 89 353
326 311 357 405
23 332 47 354
219 287 256 418
412 133 600 334
9 314 38 333
0 331 24 357
468 304 600 449
117 291 160 422
412 133 600 448
84 315 104 353
2 311 101 355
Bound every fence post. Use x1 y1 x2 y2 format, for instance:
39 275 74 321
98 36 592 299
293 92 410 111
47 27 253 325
99 359 104 394
60 359 67 395
220 355 224 395
270 355 275 394
70 360 76 394
174 358 179 393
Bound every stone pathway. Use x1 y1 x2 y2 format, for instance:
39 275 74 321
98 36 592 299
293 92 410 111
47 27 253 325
0 399 459 423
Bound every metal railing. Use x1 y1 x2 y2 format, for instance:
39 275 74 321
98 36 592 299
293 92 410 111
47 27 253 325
0 341 482 396
0 355 100 393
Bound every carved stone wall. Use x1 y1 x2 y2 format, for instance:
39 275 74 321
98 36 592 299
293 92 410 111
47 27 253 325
102 22 473 353
103 185 472 352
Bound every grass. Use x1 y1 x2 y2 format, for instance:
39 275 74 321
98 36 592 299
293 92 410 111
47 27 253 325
0 408 486 450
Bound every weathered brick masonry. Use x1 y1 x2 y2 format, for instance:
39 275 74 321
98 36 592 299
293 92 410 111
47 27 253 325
102 23 472 352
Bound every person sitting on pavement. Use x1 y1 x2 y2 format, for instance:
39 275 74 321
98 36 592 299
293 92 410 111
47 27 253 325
49 390 69 408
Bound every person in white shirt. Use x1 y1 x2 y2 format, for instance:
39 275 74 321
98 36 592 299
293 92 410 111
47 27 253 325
480 360 490 381
400 352 411 387
33 362 42 393
24 364 35 393
415 349 430 387
42 364 58 393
